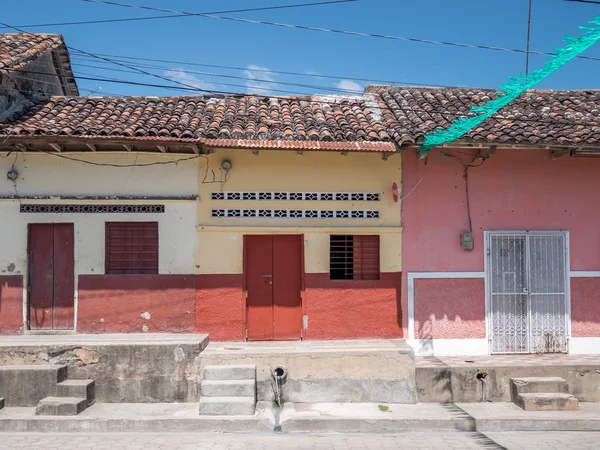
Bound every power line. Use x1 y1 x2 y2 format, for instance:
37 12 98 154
70 62 366 95
83 0 600 62
564 0 600 4
69 54 450 88
0 0 357 29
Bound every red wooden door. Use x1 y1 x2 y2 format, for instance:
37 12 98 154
28 223 75 330
273 235 303 340
246 235 274 341
245 235 302 341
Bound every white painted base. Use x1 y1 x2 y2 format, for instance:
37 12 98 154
569 337 600 354
407 338 488 356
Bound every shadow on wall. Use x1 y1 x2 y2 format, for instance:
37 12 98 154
414 278 486 343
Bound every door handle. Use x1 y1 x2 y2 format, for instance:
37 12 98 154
261 274 273 278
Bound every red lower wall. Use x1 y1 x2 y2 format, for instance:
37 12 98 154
194 272 402 341
414 278 485 339
571 277 600 338
303 272 402 339
78 275 196 333
195 274 244 340
0 275 23 335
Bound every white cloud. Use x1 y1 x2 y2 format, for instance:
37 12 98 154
336 79 363 94
165 68 215 92
243 65 277 95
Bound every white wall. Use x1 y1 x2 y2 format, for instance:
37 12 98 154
0 152 199 276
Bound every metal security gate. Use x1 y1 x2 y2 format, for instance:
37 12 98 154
487 232 569 354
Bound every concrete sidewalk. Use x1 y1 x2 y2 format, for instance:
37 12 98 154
2 401 600 433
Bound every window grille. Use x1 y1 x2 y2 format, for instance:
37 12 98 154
330 235 380 280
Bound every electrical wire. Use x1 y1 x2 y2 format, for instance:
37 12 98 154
69 57 452 90
71 53 412 86
69 62 366 95
82 0 600 62
0 0 357 29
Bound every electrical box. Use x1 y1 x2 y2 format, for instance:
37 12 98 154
461 232 474 251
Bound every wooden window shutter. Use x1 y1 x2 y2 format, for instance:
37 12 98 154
105 222 159 275
353 235 380 280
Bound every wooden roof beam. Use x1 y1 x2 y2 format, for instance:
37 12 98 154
122 144 133 152
49 143 62 152
85 143 97 152
157 145 167 153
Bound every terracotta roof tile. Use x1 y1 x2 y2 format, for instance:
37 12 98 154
1 95 394 151
367 86 600 148
0 33 64 71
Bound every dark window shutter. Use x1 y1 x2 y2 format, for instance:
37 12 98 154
353 235 380 280
105 222 159 275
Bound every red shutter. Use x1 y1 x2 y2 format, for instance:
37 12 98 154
105 222 159 274
353 235 380 280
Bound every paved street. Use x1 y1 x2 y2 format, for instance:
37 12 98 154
1 431 599 450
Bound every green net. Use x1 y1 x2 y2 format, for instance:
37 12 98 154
419 16 600 156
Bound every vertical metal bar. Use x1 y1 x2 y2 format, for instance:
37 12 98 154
524 234 532 353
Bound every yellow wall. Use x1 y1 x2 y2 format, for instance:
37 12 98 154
196 149 402 274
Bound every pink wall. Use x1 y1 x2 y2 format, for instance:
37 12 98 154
414 278 485 339
571 278 600 338
402 148 600 336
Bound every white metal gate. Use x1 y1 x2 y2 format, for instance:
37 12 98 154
487 232 569 354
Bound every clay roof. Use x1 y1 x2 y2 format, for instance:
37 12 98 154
0 95 396 152
0 33 79 96
367 86 600 149
0 33 64 71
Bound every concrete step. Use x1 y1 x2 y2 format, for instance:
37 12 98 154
203 365 256 381
198 397 256 416
35 396 88 416
57 380 95 406
516 393 579 411
511 377 569 398
0 365 68 407
201 380 255 398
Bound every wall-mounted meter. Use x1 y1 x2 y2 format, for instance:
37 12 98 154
461 232 474 251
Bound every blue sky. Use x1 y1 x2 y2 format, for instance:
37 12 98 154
3 0 600 96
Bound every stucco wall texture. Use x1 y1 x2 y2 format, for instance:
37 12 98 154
0 276 23 335
402 148 600 339
78 275 196 333
571 278 600 338
414 278 485 339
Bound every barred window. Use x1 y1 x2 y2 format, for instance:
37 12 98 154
330 235 380 281
105 222 159 274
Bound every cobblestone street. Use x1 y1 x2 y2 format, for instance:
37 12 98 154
1 431 599 450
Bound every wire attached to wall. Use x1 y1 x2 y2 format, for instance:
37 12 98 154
441 151 487 233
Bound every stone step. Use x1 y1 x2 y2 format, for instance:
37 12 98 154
198 397 256 416
516 393 579 411
201 380 255 398
203 365 256 381
0 365 68 407
57 380 95 406
511 377 569 398
35 396 88 416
